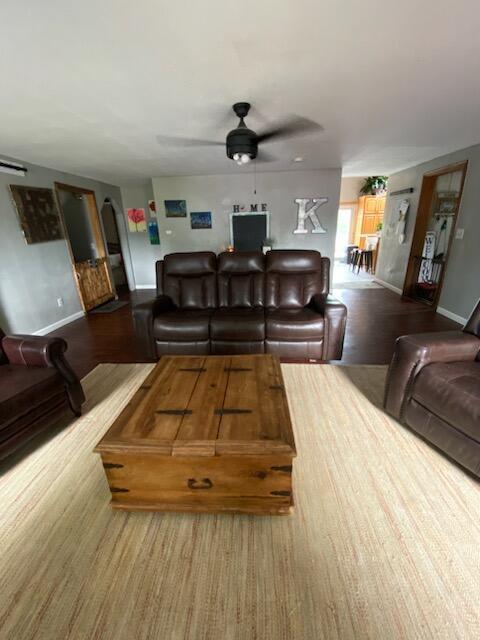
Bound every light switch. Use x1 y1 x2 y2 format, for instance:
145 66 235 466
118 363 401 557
165 229 172 235
455 228 465 240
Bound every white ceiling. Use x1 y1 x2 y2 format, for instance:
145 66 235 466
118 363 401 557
2 0 480 185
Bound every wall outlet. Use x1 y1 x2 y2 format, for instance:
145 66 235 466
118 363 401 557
455 228 465 240
57 297 64 307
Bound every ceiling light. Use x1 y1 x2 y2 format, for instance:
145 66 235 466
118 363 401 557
240 153 251 164
293 156 304 163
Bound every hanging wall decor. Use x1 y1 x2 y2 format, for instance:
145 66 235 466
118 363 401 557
126 208 147 232
164 200 187 217
148 219 160 244
190 211 212 229
293 198 328 234
9 185 63 244
148 199 157 215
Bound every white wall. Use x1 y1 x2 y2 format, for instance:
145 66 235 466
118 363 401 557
129 169 342 287
376 144 480 321
0 155 124 334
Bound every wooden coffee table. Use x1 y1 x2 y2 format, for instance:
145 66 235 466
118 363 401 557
94 354 296 515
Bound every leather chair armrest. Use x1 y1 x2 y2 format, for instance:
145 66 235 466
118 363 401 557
310 294 347 360
2 334 85 413
384 331 480 420
133 295 175 360
2 334 67 367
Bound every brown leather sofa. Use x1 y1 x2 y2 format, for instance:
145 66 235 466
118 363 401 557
384 299 480 477
133 250 347 360
0 330 85 461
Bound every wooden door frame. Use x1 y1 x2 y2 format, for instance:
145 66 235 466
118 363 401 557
55 182 115 310
402 160 468 307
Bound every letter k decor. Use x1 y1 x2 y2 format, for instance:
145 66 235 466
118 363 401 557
293 198 328 234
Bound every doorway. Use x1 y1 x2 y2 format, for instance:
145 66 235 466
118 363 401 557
56 183 115 311
100 200 129 293
403 161 467 308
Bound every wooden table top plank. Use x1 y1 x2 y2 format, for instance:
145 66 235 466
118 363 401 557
216 355 261 442
173 356 231 456
255 355 296 453
148 356 206 440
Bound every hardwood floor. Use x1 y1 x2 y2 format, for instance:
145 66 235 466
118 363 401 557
50 286 461 379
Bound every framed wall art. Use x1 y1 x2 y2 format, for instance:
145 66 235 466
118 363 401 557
9 184 64 244
164 199 187 217
190 211 212 229
126 208 147 232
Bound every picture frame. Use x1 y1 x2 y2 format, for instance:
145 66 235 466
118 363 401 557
9 184 64 244
164 200 187 217
190 211 212 229
434 191 458 215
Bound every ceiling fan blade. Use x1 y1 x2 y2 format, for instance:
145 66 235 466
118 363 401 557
256 117 323 143
256 150 276 163
156 134 224 147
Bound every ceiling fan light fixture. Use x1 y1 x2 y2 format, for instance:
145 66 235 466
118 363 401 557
240 153 251 164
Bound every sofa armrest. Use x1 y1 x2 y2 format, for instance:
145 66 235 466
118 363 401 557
133 295 176 360
310 294 347 360
384 331 480 420
2 334 67 367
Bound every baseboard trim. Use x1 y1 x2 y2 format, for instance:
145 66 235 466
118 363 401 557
135 285 156 290
436 306 467 326
373 278 403 295
34 310 85 336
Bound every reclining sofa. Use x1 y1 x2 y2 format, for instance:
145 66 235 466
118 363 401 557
384 299 480 477
133 249 347 361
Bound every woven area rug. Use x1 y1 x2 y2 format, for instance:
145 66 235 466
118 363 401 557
1 363 479 640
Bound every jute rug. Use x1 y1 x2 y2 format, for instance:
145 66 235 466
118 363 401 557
1 364 479 640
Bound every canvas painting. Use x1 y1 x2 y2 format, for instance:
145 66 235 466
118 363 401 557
126 208 147 232
148 199 156 215
190 211 212 229
165 199 187 217
9 185 63 244
148 219 160 245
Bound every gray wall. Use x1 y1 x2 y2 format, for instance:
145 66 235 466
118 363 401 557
0 155 124 334
129 169 342 287
376 144 480 320
120 182 161 287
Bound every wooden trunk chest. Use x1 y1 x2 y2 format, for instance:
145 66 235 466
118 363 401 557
94 355 296 515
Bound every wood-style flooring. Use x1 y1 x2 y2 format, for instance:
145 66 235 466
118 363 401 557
49 286 460 379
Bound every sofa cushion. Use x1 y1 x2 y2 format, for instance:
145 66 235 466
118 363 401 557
265 250 325 308
217 251 265 307
0 365 64 428
265 308 324 341
153 310 212 342
412 361 480 442
163 252 217 309
211 308 265 341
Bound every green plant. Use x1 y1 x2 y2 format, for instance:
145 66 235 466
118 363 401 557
359 176 388 195
376 221 383 232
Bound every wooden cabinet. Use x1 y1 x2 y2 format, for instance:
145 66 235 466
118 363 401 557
353 195 385 249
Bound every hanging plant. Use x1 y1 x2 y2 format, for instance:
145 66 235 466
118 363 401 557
359 176 388 196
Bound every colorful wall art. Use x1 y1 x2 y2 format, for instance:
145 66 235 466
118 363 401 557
148 219 160 245
9 185 63 244
190 211 212 229
164 199 187 217
126 208 146 232
148 199 156 215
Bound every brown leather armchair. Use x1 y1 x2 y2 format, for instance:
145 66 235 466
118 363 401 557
133 250 347 360
0 330 85 461
384 299 480 477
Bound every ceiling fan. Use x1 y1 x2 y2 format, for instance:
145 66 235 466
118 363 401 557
156 102 323 166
